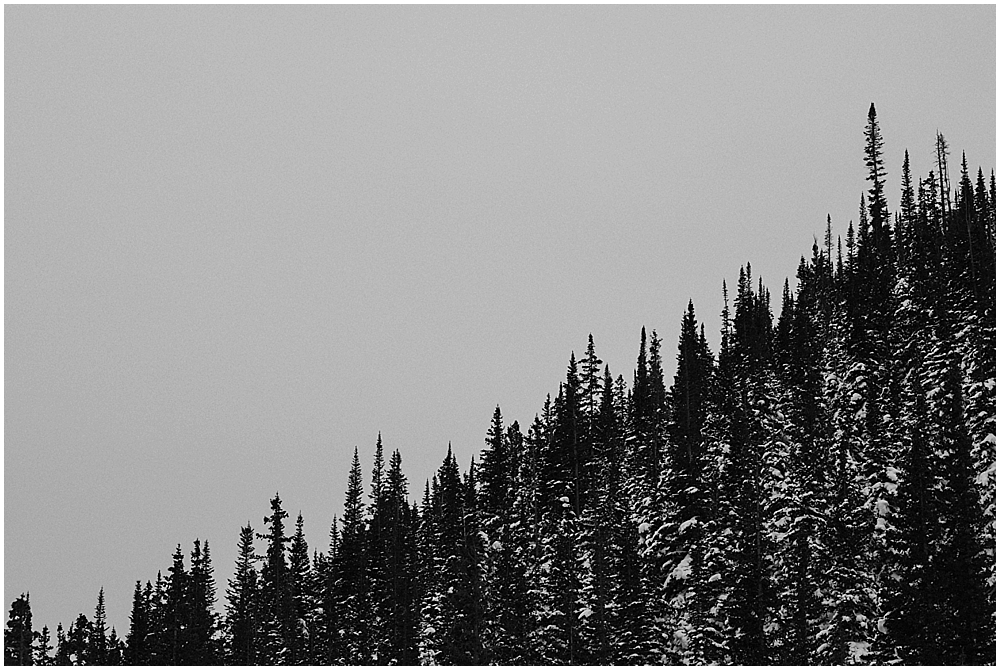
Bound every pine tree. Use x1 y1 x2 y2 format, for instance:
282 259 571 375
4 594 35 666
630 327 652 490
257 494 296 664
551 353 586 515
898 150 917 268
66 613 91 666
935 131 953 226
864 103 891 273
479 406 509 526
382 449 418 664
704 267 776 665
90 587 109 665
365 434 388 663
163 545 190 664
141 574 165 664
478 410 531 664
331 449 369 664
366 435 419 665
124 581 150 664
189 539 220 663
105 628 124 666
875 375 939 663
459 459 485 663
647 330 668 479
529 488 582 665
628 327 668 490
418 446 483 665
647 301 717 662
929 351 994 663
287 513 313 664
38 625 56 668
226 524 259 665
580 334 605 457
416 476 441 665
667 300 713 518
34 624 53 666
54 623 70 666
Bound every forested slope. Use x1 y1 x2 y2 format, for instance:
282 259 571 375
7 104 996 666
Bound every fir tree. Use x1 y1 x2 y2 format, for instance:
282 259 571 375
478 411 531 664
929 352 994 663
34 624 53 666
4 594 35 666
124 581 150 664
418 446 484 664
383 449 419 664
331 449 369 664
864 103 891 271
105 628 124 666
163 545 190 664
54 623 70 666
90 587 109 665
257 494 296 664
226 524 259 665
189 539 220 663
66 613 91 666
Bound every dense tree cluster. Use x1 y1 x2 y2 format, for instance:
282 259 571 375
8 105 995 665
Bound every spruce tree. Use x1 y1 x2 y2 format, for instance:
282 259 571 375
54 623 70 666
34 624 53 666
189 539 220 663
257 494 296 664
90 587 109 665
875 375 939 663
287 513 311 662
383 449 418 664
418 446 483 664
163 545 190 664
365 434 388 663
667 300 713 517
331 449 369 663
105 628 124 666
864 103 891 271
226 524 259 665
66 613 91 666
4 594 35 666
124 581 150 664
929 352 994 663
580 334 605 458
478 410 531 664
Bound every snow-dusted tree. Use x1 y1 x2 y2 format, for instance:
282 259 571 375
225 524 259 665
34 625 53 666
329 449 369 664
256 494 297 664
416 447 483 665
368 445 418 664
478 410 531 664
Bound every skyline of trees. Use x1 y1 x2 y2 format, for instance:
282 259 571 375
7 105 995 665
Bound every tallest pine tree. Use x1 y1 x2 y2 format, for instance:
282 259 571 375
862 102 895 323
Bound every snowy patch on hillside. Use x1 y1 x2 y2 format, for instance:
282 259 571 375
668 554 692 582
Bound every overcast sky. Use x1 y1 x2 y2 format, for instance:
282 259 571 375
6 5 995 635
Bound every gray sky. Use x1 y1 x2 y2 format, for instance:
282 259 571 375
6 5 995 635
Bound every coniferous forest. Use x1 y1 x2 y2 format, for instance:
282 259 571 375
6 106 996 666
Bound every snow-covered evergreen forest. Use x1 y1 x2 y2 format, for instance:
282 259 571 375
6 105 996 666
